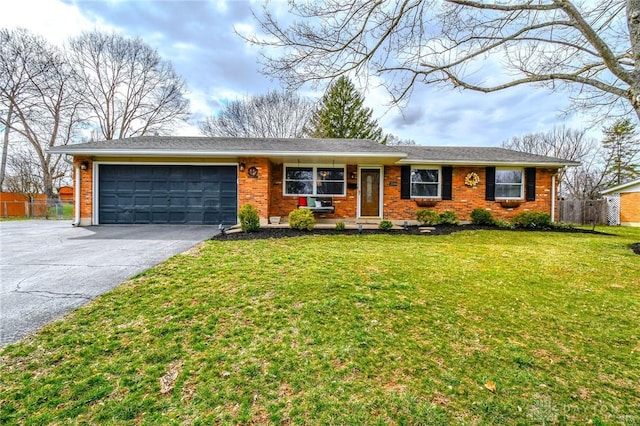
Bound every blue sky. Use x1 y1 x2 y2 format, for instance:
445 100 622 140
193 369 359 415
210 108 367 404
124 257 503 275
1 0 595 146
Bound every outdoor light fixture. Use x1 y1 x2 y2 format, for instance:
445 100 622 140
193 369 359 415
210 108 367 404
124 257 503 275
358 224 363 233
239 162 246 172
80 161 89 171
403 221 408 230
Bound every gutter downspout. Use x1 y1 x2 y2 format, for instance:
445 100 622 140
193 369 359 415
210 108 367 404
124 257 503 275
73 165 81 226
551 173 557 223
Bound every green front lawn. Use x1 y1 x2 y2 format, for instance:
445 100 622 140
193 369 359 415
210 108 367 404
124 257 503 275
2 228 639 425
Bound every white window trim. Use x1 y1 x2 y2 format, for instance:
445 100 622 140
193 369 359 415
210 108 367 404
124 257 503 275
283 163 346 197
410 165 441 198
495 167 524 200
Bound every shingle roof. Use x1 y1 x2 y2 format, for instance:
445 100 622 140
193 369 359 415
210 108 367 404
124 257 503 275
48 136 579 166
49 136 400 155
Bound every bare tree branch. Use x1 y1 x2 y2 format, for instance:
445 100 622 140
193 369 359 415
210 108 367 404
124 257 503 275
199 90 315 138
246 0 639 120
0 28 81 198
67 30 190 140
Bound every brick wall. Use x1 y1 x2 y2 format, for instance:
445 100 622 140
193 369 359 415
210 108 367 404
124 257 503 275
238 157 271 223
382 166 558 222
264 163 559 223
620 192 640 225
74 157 93 225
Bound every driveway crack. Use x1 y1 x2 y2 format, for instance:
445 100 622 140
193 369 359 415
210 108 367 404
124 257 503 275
13 289 92 300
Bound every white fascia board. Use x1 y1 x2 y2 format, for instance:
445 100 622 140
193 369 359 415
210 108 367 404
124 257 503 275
395 159 577 168
601 178 640 194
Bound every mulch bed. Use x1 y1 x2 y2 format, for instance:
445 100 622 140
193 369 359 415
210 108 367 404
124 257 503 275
212 224 610 241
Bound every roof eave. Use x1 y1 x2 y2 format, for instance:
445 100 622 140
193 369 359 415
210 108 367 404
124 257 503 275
600 178 640 194
396 159 579 167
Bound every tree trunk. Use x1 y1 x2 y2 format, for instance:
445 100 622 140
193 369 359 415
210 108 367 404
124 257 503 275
0 103 13 191
42 166 54 200
627 0 640 119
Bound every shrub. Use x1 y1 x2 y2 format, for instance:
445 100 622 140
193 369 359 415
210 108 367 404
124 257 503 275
470 208 495 226
378 220 393 230
438 210 458 225
288 208 316 231
416 209 439 225
494 219 514 229
238 204 260 232
335 221 346 231
512 211 552 229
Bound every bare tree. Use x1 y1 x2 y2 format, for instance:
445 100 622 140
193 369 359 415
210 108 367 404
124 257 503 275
199 90 315 138
0 28 43 191
247 1 640 120
4 144 69 198
502 125 606 199
68 30 190 140
562 153 609 200
502 126 599 164
0 106 12 191
384 133 417 146
0 28 82 198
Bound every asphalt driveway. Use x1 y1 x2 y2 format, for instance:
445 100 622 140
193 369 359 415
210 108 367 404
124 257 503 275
0 221 219 347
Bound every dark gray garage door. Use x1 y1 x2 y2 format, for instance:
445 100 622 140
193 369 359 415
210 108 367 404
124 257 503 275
98 164 237 225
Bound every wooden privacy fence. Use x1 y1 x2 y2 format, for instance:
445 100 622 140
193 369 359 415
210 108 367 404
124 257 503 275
0 192 72 219
558 199 607 225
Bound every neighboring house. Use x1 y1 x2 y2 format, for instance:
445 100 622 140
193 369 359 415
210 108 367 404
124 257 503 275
601 178 640 227
48 137 578 226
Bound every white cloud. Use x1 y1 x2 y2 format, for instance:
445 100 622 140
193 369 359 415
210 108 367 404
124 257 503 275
0 0 109 44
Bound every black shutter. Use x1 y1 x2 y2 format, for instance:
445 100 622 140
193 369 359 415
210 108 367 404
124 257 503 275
400 166 411 199
485 166 496 201
441 166 453 200
525 167 536 201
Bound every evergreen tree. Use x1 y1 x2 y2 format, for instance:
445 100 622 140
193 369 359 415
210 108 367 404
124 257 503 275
309 76 384 142
602 118 640 186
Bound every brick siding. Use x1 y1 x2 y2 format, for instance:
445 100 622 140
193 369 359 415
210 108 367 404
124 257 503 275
74 157 93 225
238 157 271 223
620 192 640 225
266 163 559 222
382 166 558 222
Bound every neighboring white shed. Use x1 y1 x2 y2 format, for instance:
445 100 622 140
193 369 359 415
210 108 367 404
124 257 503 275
601 178 640 227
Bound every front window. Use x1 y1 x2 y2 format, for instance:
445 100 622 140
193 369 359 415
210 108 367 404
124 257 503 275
316 167 345 195
285 167 314 195
495 168 523 199
284 165 345 196
411 167 440 197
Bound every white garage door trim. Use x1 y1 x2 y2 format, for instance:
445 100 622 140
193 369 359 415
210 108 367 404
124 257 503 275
93 161 239 225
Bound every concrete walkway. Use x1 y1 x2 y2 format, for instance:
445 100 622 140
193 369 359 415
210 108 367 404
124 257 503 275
0 221 218 347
